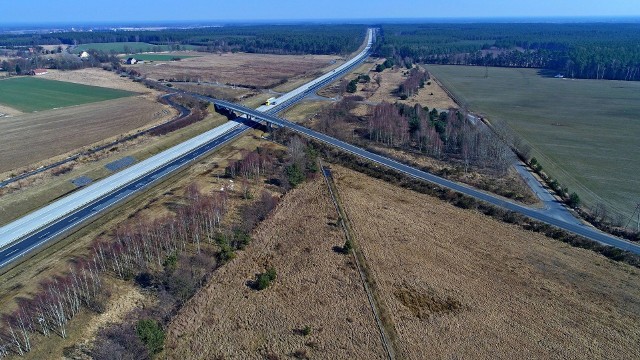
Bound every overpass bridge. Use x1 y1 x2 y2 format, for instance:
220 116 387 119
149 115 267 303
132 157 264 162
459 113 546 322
209 98 640 255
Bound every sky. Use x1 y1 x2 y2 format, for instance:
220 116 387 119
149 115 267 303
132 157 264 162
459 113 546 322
1 0 640 24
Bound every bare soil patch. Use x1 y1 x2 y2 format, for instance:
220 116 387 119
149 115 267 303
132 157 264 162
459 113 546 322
46 68 160 98
0 103 21 116
166 179 386 360
332 165 640 359
0 96 174 174
132 52 338 88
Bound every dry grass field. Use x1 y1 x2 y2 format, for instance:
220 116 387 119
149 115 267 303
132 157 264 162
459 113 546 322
132 52 338 88
45 68 162 97
0 96 174 174
0 131 274 358
166 178 386 360
332 165 640 359
366 64 457 110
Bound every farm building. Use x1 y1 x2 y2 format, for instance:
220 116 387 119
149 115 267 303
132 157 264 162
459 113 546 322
79 51 90 59
30 68 48 76
125 57 138 65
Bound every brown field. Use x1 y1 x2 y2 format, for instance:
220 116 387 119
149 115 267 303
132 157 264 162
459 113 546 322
166 178 386 360
331 165 640 359
0 131 274 358
45 68 161 97
0 96 175 174
132 52 338 88
0 110 232 226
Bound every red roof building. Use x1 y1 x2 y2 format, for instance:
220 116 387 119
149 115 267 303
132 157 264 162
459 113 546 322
31 68 48 76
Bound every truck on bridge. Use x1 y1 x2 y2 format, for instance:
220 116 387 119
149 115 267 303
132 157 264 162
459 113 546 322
266 97 277 106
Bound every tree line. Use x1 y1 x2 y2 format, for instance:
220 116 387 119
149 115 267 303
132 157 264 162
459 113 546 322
0 137 323 358
375 23 640 81
0 25 366 56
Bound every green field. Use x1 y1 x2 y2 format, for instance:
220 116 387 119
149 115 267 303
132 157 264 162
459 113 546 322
74 42 198 54
427 65 640 222
122 53 196 61
0 77 136 112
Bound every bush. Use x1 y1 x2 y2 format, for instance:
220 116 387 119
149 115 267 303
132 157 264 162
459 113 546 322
342 239 353 254
93 323 148 360
255 267 277 290
136 319 165 355
347 79 358 93
568 192 581 208
285 163 305 187
302 325 312 336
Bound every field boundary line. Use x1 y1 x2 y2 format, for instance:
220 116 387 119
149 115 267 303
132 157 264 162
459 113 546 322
319 159 397 360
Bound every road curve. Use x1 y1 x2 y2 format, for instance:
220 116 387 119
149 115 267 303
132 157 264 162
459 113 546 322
0 28 376 269
209 99 640 255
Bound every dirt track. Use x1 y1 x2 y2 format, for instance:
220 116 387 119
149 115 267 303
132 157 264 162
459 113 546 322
166 179 386 359
332 164 640 359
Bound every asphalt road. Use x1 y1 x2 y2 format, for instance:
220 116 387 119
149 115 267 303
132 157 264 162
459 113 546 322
0 94 191 189
210 99 640 255
0 124 249 268
0 28 376 269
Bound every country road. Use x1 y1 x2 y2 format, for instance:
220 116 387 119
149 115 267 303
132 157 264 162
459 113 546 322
209 98 640 255
0 28 376 269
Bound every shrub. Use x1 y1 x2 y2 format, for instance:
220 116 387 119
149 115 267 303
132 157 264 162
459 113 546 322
302 325 312 336
256 267 277 290
342 239 353 254
568 192 581 208
136 319 165 355
285 163 305 187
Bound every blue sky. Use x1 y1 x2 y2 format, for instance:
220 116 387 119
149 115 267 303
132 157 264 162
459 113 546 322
2 0 640 24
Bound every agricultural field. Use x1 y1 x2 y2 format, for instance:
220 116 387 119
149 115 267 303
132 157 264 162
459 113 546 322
332 165 640 359
167 178 386 359
122 53 196 61
427 65 640 221
0 96 174 175
73 42 197 54
44 67 162 95
0 77 135 112
132 52 339 88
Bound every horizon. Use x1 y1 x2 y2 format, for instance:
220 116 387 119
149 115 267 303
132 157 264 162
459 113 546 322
2 0 640 26
2 15 640 30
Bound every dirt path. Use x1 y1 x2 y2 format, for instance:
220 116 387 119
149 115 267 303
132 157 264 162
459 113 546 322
166 179 386 359
332 164 640 359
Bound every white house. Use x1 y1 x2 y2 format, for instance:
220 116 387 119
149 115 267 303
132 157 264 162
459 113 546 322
79 51 90 59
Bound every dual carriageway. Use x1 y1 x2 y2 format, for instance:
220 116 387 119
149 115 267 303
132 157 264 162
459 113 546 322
1 27 639 269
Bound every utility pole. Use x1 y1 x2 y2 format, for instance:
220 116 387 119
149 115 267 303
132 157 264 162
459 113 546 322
626 203 640 232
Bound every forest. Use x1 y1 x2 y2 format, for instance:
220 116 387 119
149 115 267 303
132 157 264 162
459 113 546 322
0 25 366 55
375 23 640 81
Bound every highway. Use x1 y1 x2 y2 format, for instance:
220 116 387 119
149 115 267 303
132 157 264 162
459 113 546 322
0 28 376 269
0 94 191 189
0 123 249 268
209 98 640 255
